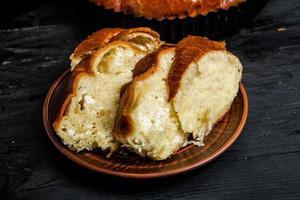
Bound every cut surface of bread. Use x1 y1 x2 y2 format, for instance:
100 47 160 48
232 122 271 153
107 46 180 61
70 27 162 69
114 47 188 160
54 29 243 160
114 36 243 160
169 36 243 145
54 32 161 152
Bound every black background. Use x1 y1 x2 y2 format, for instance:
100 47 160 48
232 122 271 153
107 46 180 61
0 0 300 199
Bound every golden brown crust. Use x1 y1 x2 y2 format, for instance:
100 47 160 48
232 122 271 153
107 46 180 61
72 28 124 60
132 47 162 77
135 47 175 81
113 47 175 139
111 27 160 43
113 82 135 138
71 27 161 63
168 36 226 101
95 0 245 20
111 27 162 53
94 0 122 12
53 56 91 130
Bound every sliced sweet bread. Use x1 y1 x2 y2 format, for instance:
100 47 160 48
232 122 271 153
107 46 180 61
168 36 242 145
114 36 243 160
53 28 162 152
113 46 188 160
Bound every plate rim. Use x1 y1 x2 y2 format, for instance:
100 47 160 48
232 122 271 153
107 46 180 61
43 69 248 179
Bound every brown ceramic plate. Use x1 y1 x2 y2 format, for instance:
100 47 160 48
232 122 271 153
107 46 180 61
43 70 248 179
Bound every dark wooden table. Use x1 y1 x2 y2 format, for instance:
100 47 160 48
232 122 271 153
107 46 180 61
1 0 300 199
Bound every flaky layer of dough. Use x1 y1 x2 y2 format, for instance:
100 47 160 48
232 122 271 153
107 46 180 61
70 27 162 69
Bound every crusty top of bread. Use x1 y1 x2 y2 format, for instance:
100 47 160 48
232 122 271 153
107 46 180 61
94 0 244 20
71 28 124 62
70 27 162 69
168 36 226 100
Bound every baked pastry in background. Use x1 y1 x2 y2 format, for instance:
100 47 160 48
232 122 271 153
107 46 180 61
90 0 269 42
94 0 244 20
114 36 242 160
53 28 162 152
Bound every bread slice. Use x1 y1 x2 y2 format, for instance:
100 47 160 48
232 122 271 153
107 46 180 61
168 36 243 145
113 46 188 160
53 29 162 152
114 36 243 160
70 27 161 69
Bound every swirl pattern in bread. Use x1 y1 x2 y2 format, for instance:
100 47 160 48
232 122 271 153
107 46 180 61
70 27 161 69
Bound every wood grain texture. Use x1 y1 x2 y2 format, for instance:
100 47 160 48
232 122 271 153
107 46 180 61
0 0 300 199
